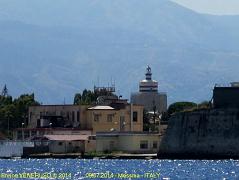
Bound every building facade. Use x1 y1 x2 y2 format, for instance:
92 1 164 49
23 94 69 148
28 105 89 129
131 66 167 113
96 132 160 153
87 104 143 134
213 82 239 109
26 98 144 136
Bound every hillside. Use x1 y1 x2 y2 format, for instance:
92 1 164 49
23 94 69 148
0 0 239 104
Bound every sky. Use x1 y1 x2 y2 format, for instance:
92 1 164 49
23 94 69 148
171 0 239 15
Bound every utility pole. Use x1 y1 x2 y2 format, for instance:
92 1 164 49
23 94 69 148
21 123 25 140
153 100 156 126
7 114 9 137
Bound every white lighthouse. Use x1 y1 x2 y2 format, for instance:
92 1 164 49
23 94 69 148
139 66 158 92
131 66 167 113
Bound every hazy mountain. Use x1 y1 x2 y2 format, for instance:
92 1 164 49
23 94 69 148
0 0 239 104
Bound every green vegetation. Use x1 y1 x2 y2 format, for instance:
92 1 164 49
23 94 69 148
84 151 124 157
165 101 212 120
0 85 39 138
167 102 198 116
143 109 159 132
198 101 211 109
73 88 116 105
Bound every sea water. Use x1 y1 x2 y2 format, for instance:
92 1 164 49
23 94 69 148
0 159 238 179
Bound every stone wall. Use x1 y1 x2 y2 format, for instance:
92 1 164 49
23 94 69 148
158 108 239 159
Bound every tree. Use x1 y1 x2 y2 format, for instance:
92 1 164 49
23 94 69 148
73 93 82 105
73 88 116 105
13 93 39 126
143 109 150 131
1 84 8 97
198 101 211 109
0 95 12 107
168 102 197 116
0 93 39 137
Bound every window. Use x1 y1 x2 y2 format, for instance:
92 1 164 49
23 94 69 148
107 114 113 122
140 140 148 149
24 131 30 139
17 131 22 140
72 111 75 121
89 136 96 140
37 119 40 127
77 111 80 122
94 114 100 122
58 142 63 146
29 112 32 120
153 141 158 149
31 131 36 137
133 111 138 122
120 116 125 131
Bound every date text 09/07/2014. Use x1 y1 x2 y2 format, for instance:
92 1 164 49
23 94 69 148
85 172 160 179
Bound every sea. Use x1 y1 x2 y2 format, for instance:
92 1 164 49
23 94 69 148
0 159 238 179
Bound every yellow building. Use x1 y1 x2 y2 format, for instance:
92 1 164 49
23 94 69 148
87 104 143 133
96 132 160 153
26 100 143 136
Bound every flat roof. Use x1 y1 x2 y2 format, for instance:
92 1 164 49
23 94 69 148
88 106 115 110
14 128 93 132
29 104 89 107
96 131 160 137
44 135 90 141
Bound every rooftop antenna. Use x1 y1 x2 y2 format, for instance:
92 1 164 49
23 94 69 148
111 76 114 87
97 76 100 87
113 78 116 87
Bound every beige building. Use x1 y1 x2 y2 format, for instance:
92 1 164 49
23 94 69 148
13 128 92 140
27 100 144 135
87 104 143 134
28 105 89 129
43 134 96 153
96 132 160 153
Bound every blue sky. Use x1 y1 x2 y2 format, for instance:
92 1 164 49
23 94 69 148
171 0 239 15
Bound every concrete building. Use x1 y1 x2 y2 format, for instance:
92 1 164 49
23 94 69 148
26 97 144 136
21 134 96 155
43 134 96 153
131 66 167 113
0 141 34 158
13 128 92 140
28 105 89 129
213 82 239 109
96 132 160 153
87 104 143 134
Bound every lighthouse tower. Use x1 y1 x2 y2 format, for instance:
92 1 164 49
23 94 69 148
131 66 167 113
139 66 158 92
